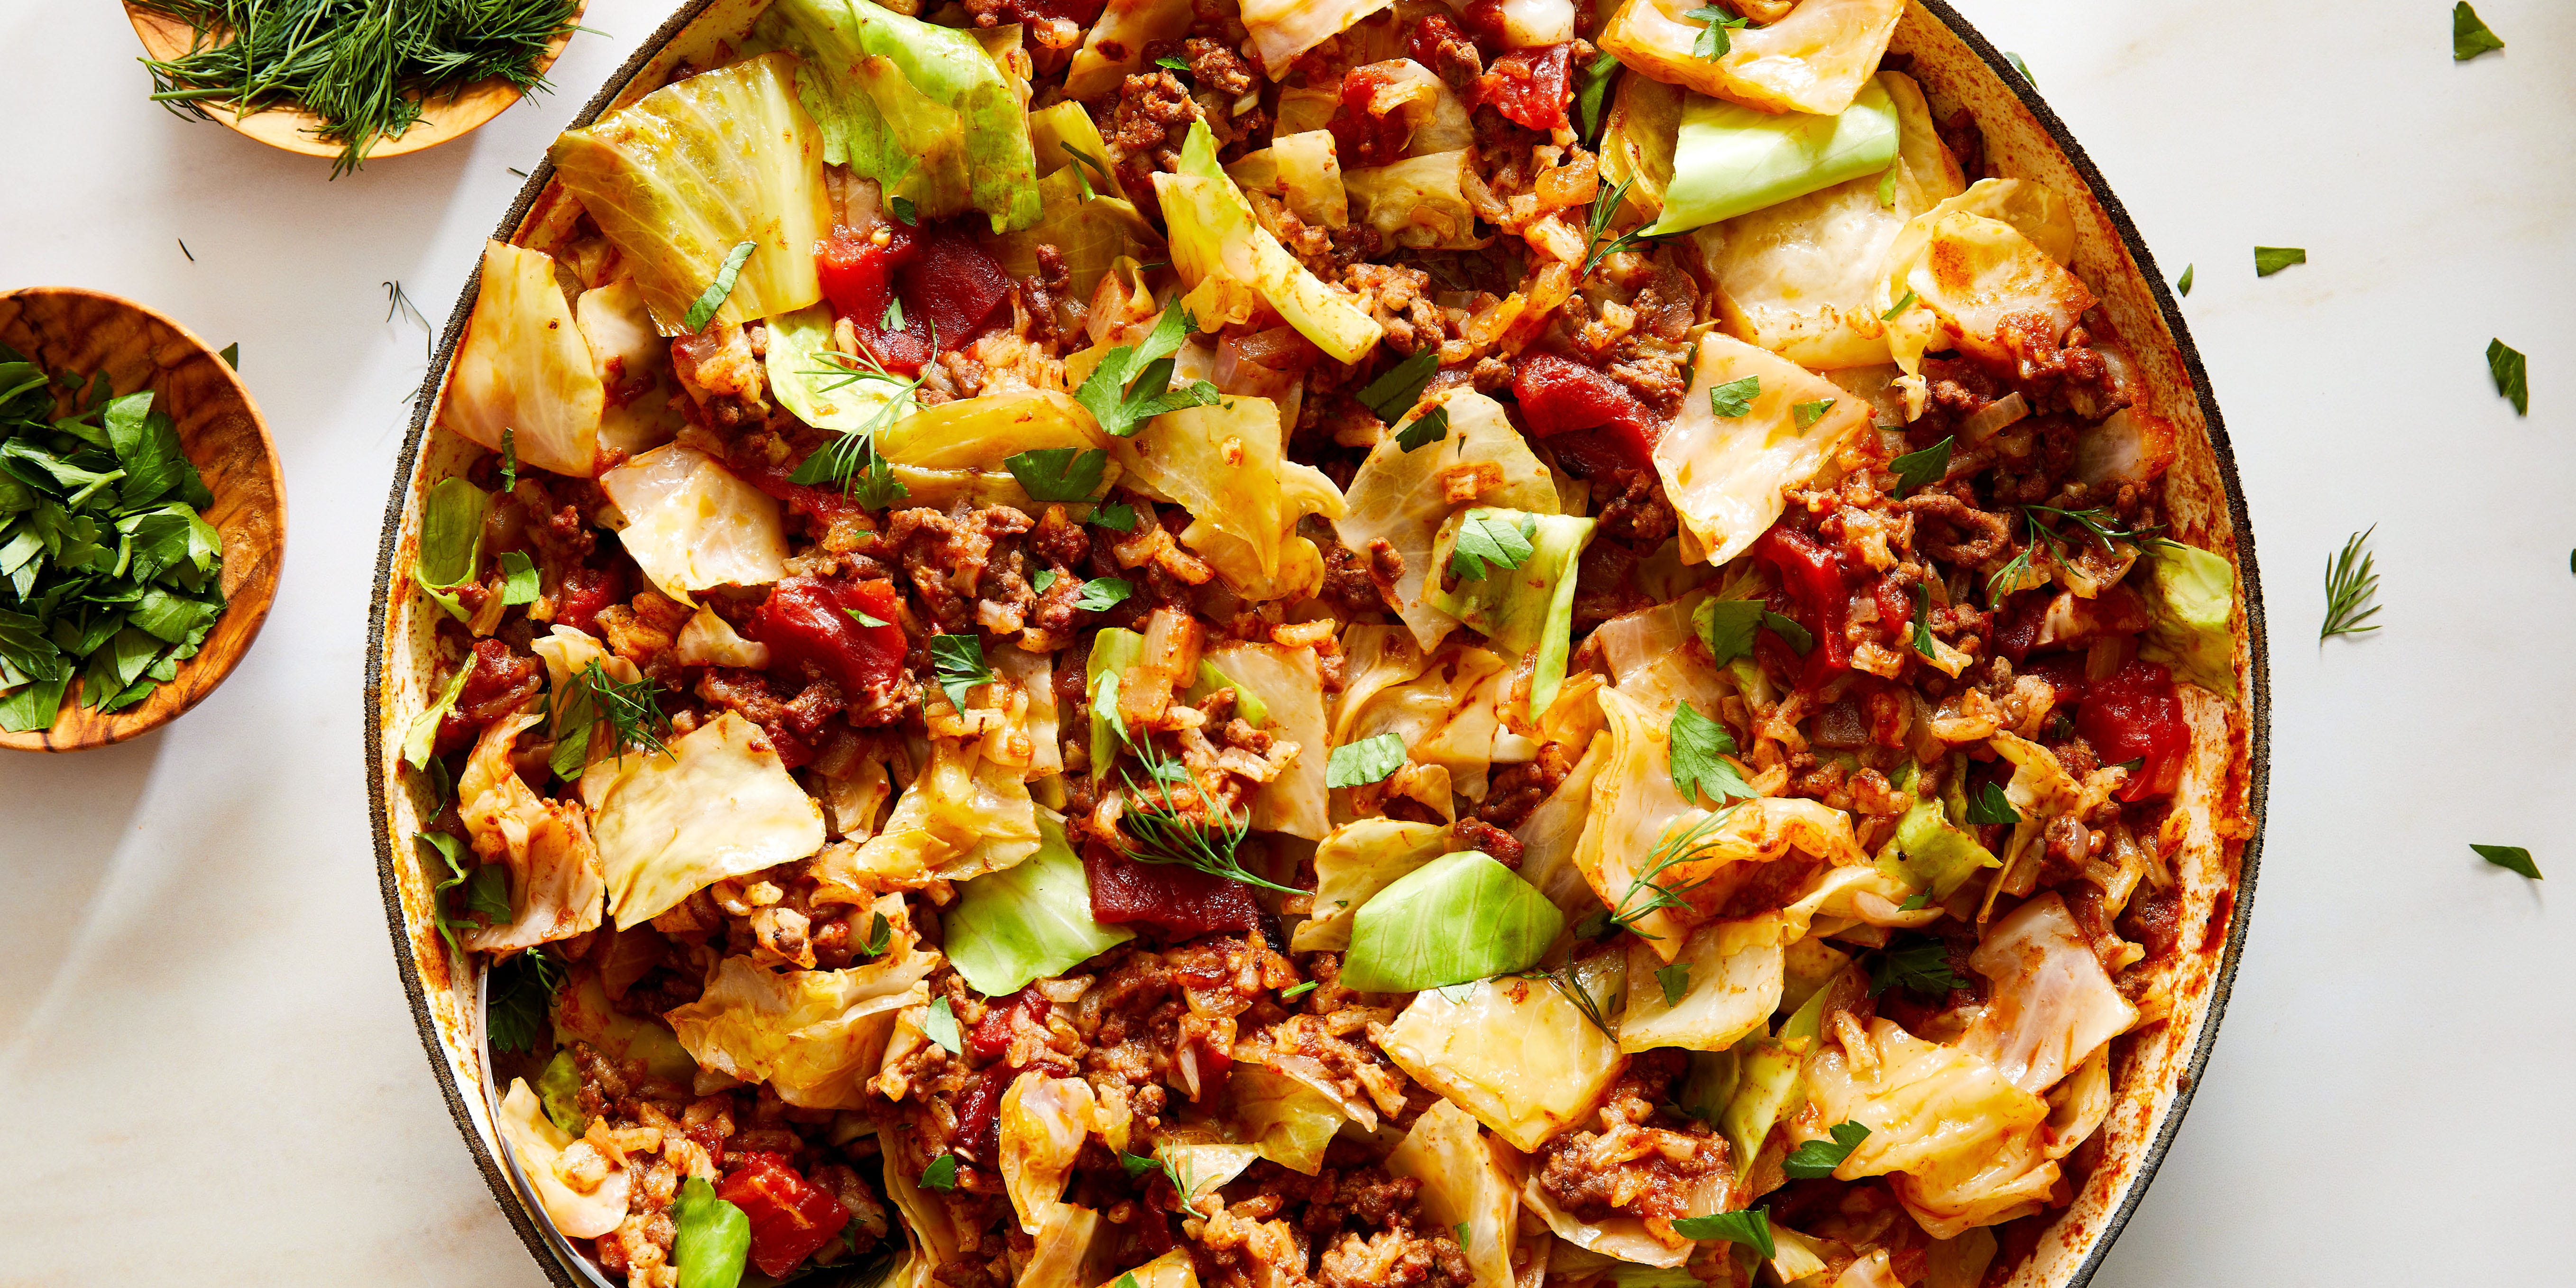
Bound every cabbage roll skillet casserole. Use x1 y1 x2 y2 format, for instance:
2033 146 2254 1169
402 0 2248 1284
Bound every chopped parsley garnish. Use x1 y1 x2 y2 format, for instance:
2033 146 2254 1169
682 239 757 332
846 607 891 628
2453 2 2505 60
920 1154 960 1191
1448 509 1537 581
1073 577 1132 612
1708 375 1760 418
1869 936 1965 997
1155 54 1191 74
2487 339 2528 415
890 195 918 226
1879 288 1917 321
1089 503 1139 533
1762 609 1813 655
1326 732 1408 788
498 426 517 491
498 550 539 606
1395 404 1451 452
1695 598 1764 665
1280 980 1318 1001
1910 581 1937 659
1682 5 1752 59
1655 962 1690 1006
2321 526 2383 641
1357 347 1440 422
1889 436 1951 496
1577 50 1621 143
856 912 893 958
1673 1208 1773 1258
1965 781 2019 826
1792 397 1837 428
485 948 561 1055
2254 246 2307 277
1005 447 1110 502
1032 569 1057 595
1074 304 1224 437
930 635 995 713
1783 1121 1872 1178
883 298 905 331
1669 705 1757 806
923 996 962 1053
2473 844 2541 880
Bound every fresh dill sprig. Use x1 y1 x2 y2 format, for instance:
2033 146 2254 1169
1523 960 1614 1037
2321 525 2383 641
1602 811 1730 939
134 0 587 178
788 348 920 508
384 278 431 358
1986 506 2161 605
572 658 673 762
1114 739 1298 894
1579 177 1658 280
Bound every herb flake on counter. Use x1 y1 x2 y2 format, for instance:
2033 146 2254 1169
2006 51 2037 84
2453 2 2505 60
2321 526 2383 641
2474 844 2540 880
2178 264 2194 295
2487 339 2528 414
2254 246 2306 277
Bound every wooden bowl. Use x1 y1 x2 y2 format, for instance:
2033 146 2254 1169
0 288 286 752
123 1 585 166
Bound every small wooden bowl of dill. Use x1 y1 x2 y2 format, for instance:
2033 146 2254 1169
0 288 285 753
124 0 587 177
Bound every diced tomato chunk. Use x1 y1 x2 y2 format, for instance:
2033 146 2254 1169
1460 0 1511 46
1513 353 1660 470
1752 525 1854 689
1478 44 1572 131
1329 64 1414 168
1991 589 2049 662
747 576 907 708
897 226 1015 356
816 224 932 374
1082 847 1263 938
716 1153 850 1279
554 562 623 638
1408 13 1472 69
2076 660 2188 801
966 985 1053 1066
950 1067 1010 1166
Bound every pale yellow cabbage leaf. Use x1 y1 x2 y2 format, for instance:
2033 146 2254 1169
1877 179 2094 377
1334 388 1560 649
457 711 606 951
576 278 683 457
665 896 938 1108
1599 0 1903 115
1293 818 1454 951
497 1077 631 1239
1959 892 2136 1095
583 711 827 928
1379 974 1628 1152
598 443 789 605
1202 641 1328 837
1386 1099 1519 1288
1616 919 1785 1053
442 239 604 478
1654 332 1872 567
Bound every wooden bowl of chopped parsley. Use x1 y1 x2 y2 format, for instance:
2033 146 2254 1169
0 287 285 752
124 0 587 178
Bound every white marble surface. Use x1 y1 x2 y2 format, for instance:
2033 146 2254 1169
2 0 2569 1283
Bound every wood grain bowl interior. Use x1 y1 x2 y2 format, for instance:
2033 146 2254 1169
363 3 2268 1285
0 288 285 753
122 1 586 165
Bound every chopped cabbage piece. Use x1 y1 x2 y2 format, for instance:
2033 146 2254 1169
1891 797 1997 899
2138 539 2238 699
1241 0 1395 77
1429 510 1594 718
1341 851 1565 992
441 239 603 477
990 167 1162 306
1019 1204 1101 1288
1066 0 1194 99
497 1077 632 1239
1102 387 1341 595
1001 1071 1099 1230
576 279 685 457
1593 596 1728 720
1334 389 1560 649
1598 0 1903 116
1615 919 1784 1053
838 736 1043 890
549 52 831 334
1959 892 2136 1095
597 444 790 605
1601 72 1685 224
750 0 1040 233
552 966 698 1085
1230 130 1347 230
456 712 606 951
1292 818 1454 951
946 810 1135 996
1877 179 2094 377
665 896 939 1109
1336 644 1519 801
1655 332 1872 567
1513 736 1611 920
1345 151 1482 249
1385 1100 1518 1288
765 303 917 434
1201 642 1329 837
1029 101 1132 205
1518 1152 1693 1268
1230 1062 1346 1175
583 711 828 928
1802 1018 2051 1210
1379 972 1628 1152
1159 123 1383 364
1645 78 1899 236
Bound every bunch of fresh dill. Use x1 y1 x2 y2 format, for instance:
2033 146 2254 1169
134 0 584 176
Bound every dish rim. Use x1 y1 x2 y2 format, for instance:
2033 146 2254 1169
361 3 2271 1283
